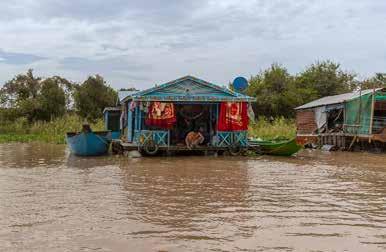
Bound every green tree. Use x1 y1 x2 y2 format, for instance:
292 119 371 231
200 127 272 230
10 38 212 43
247 64 298 117
1 69 41 104
47 76 74 109
0 107 20 122
0 69 72 122
360 73 386 90
1 69 42 121
295 60 356 98
74 75 117 121
37 77 67 121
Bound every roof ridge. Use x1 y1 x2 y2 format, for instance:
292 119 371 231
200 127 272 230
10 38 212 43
133 75 238 97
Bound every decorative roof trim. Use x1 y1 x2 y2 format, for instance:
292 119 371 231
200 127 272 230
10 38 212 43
121 75 254 102
132 96 255 102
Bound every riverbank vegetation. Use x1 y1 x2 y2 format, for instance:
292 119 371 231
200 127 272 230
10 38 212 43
0 70 115 144
0 61 385 144
0 70 117 123
248 117 296 140
0 115 104 144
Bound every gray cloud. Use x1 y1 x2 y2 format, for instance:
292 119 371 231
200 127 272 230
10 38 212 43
0 0 386 88
0 49 45 65
0 0 207 22
59 56 151 74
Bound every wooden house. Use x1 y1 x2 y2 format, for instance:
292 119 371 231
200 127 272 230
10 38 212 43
111 76 254 155
295 88 386 150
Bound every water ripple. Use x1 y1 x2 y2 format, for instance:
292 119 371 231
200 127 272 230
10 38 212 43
0 143 385 251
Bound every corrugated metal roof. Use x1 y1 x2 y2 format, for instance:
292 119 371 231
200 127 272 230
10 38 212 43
295 89 381 110
118 90 138 103
103 106 121 114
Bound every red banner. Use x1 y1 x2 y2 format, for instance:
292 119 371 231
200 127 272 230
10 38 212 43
218 102 248 131
145 102 176 129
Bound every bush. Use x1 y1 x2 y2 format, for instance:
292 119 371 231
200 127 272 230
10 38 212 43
248 117 296 140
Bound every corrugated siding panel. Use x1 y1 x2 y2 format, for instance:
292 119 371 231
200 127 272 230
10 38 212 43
296 110 317 134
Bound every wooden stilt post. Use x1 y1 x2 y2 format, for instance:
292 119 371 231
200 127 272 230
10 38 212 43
348 136 357 151
369 88 376 143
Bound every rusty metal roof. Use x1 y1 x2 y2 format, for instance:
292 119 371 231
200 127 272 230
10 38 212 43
295 89 382 110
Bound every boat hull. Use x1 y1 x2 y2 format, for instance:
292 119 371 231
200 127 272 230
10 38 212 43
66 131 112 156
249 138 302 156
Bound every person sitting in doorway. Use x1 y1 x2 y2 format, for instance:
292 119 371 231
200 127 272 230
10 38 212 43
185 127 205 149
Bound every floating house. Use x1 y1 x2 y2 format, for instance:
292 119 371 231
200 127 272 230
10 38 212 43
103 90 139 140
295 88 386 149
110 76 255 155
103 107 121 140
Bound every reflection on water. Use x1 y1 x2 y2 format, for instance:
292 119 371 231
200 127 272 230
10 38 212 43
0 143 385 251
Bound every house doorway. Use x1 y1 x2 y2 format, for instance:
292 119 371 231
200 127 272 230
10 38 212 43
171 104 216 145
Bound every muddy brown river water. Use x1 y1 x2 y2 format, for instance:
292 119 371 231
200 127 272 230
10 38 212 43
0 143 385 252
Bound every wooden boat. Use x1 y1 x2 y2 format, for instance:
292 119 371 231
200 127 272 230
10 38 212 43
66 125 112 156
248 137 302 156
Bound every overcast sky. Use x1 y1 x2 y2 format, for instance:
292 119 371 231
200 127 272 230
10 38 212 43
0 0 385 90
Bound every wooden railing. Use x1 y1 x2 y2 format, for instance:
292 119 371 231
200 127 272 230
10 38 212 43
134 130 169 146
216 131 248 147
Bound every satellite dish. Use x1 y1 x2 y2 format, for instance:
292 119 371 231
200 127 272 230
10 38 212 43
232 77 248 92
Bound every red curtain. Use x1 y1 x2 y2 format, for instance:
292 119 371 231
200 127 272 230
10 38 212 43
218 102 249 131
145 102 176 129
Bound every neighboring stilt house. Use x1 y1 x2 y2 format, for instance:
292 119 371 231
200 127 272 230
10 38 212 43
295 88 386 150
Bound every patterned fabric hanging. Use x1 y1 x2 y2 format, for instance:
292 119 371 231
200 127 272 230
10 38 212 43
218 102 248 131
145 102 176 129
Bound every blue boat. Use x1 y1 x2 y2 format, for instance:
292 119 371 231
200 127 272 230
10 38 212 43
66 125 112 156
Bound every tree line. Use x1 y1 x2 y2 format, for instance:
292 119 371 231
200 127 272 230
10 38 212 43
0 69 118 123
1 60 385 125
246 61 386 118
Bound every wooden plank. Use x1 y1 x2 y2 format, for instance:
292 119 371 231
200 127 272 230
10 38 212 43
119 140 229 151
127 108 133 142
369 89 376 137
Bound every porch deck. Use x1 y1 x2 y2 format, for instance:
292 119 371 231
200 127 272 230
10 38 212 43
112 140 261 155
